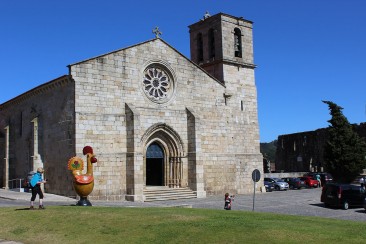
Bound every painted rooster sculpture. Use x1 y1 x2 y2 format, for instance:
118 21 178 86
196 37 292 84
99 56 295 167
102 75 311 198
67 146 97 206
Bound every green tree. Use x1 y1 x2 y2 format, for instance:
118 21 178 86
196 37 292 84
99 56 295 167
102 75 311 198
323 101 366 183
260 140 277 163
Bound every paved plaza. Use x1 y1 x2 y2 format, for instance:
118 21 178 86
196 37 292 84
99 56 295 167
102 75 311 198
1 187 365 222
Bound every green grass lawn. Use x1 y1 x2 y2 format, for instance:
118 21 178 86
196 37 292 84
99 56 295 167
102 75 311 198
1 206 365 243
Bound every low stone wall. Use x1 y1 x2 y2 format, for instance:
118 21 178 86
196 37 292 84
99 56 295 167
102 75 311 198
264 172 307 179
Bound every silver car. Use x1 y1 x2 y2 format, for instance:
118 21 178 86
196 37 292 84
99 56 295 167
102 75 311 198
264 177 289 191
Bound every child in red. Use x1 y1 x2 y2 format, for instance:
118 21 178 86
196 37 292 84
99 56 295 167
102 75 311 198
224 193 235 210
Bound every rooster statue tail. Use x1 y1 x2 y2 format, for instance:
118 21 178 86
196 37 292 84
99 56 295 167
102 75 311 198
67 146 97 206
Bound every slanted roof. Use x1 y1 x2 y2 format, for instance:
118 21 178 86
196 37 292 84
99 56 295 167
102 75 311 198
0 75 72 109
68 38 225 87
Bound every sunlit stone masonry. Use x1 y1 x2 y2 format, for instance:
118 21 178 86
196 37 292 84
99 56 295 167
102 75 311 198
0 12 262 201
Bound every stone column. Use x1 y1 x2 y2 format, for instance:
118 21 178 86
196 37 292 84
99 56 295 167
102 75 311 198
169 157 173 187
31 118 44 192
125 103 144 202
181 156 188 187
3 126 9 189
186 107 206 198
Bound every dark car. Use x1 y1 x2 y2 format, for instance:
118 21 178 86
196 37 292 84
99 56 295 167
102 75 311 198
281 177 306 189
305 172 333 187
264 180 275 192
321 183 366 210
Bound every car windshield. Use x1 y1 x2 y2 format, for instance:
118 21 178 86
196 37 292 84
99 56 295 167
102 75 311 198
273 178 284 182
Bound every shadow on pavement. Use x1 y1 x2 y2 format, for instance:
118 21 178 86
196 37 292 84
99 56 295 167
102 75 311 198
355 209 365 214
309 203 328 208
15 208 31 211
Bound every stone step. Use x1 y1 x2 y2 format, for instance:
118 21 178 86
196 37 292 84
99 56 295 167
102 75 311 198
144 187 196 202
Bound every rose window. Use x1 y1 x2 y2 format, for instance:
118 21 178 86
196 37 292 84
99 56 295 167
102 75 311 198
143 67 172 103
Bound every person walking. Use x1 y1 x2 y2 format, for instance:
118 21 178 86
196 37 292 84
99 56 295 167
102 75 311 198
360 176 365 188
29 167 47 210
315 174 321 188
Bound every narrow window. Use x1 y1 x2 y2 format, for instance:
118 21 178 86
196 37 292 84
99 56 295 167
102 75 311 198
241 101 243 111
197 33 203 62
234 28 242 58
208 28 215 59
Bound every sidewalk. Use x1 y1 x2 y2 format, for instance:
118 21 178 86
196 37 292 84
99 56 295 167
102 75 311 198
0 188 230 209
0 188 76 202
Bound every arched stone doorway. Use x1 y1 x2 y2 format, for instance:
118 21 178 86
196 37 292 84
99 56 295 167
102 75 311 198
142 123 185 188
146 142 164 186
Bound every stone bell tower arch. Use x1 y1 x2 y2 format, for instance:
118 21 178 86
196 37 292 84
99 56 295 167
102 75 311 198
188 12 257 113
189 12 256 83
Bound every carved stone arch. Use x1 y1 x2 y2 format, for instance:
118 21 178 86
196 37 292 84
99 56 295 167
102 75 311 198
234 27 242 58
146 138 169 158
141 123 184 156
141 123 185 188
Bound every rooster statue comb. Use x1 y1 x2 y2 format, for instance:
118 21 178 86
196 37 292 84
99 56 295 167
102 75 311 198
67 146 97 206
83 146 93 155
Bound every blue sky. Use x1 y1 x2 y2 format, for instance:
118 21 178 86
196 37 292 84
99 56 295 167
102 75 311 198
1 0 365 142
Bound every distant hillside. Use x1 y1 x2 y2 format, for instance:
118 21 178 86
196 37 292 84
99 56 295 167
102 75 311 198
260 140 277 163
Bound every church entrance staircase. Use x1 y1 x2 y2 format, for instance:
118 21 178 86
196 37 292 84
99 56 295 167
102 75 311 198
143 186 196 202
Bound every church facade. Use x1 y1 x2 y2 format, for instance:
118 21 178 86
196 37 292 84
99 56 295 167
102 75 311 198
0 13 262 201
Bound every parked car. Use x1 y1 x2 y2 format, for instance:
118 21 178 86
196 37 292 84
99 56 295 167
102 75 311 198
264 180 275 192
281 177 306 189
321 183 366 210
264 177 289 191
300 176 318 188
305 172 333 186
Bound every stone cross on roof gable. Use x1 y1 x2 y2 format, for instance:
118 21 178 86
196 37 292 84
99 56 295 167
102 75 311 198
203 11 211 19
152 26 162 38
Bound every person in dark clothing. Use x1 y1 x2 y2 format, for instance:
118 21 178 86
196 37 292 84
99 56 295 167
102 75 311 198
30 167 47 210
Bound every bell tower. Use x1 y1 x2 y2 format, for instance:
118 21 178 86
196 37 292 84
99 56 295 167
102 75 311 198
188 12 262 194
189 12 256 84
189 12 258 116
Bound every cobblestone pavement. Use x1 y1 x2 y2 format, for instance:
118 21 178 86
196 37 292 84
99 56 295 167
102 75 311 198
1 188 366 222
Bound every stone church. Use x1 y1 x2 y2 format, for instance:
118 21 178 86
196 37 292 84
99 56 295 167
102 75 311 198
0 12 262 201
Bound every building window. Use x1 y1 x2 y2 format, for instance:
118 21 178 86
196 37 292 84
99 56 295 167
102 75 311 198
234 28 242 58
197 33 203 62
208 28 215 59
142 64 176 104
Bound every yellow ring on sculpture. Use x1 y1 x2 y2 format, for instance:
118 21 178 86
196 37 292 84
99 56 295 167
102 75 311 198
67 156 84 171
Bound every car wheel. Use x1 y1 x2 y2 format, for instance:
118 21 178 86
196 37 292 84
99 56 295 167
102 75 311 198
342 201 349 210
324 203 330 208
275 185 280 191
289 185 294 190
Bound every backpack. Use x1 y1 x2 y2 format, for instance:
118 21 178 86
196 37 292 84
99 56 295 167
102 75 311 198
25 171 36 188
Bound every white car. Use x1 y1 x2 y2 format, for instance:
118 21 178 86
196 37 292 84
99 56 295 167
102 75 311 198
264 177 289 191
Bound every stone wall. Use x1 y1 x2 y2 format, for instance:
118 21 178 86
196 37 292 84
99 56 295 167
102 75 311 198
69 38 262 198
275 123 366 172
0 76 76 196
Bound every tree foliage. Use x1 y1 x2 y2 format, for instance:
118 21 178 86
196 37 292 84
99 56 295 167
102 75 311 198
323 101 366 183
260 140 277 163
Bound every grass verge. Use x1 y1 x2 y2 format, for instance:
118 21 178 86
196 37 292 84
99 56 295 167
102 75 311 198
1 206 365 243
